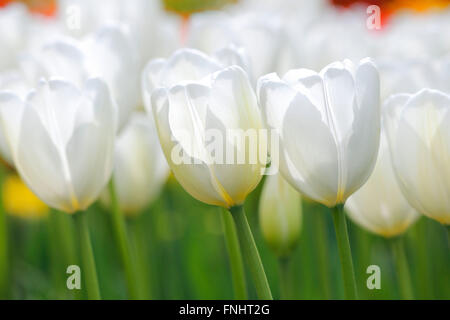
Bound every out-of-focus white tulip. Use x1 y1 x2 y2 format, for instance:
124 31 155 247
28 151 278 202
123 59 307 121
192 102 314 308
258 58 380 207
101 112 169 215
377 57 450 101
18 24 139 130
384 89 450 225
345 131 419 237
58 0 181 65
259 173 301 257
187 11 282 80
150 66 266 208
0 3 28 71
0 77 116 213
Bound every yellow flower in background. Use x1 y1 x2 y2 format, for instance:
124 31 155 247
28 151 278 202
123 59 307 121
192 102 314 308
3 174 48 219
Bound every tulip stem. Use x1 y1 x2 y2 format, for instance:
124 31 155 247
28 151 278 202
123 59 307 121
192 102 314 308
331 204 358 300
220 209 248 300
0 166 8 299
446 225 450 249
73 210 101 300
314 208 332 299
108 179 141 300
390 237 414 299
229 205 272 300
278 257 291 299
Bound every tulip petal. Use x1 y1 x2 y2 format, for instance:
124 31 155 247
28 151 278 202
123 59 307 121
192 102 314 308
279 92 339 206
159 48 222 88
0 92 24 164
16 103 73 212
344 60 380 199
66 122 113 210
152 87 228 207
86 25 140 129
205 66 265 205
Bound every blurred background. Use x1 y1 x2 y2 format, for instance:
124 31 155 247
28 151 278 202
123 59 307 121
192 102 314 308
0 0 449 300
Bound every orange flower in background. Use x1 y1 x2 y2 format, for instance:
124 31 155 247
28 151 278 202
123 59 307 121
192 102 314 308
0 0 57 17
3 174 49 219
331 0 450 11
331 0 450 25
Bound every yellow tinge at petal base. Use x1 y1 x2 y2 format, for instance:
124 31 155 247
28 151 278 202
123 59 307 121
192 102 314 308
3 174 48 219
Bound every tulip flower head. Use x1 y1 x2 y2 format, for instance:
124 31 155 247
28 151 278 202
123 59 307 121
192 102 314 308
345 131 419 237
0 77 116 213
259 173 302 257
150 65 267 208
258 58 380 207
384 89 450 225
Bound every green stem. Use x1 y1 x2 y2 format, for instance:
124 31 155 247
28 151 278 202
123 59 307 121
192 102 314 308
108 179 141 299
73 210 101 300
331 204 358 300
129 217 152 299
229 205 272 300
446 225 450 249
314 209 332 299
278 257 290 299
51 210 81 299
0 177 8 299
220 209 248 300
390 237 414 299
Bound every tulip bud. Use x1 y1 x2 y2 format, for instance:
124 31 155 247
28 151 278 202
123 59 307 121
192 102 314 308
100 111 169 215
345 131 419 237
259 173 302 257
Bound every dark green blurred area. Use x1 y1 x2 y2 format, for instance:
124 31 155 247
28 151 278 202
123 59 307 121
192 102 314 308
4 176 449 300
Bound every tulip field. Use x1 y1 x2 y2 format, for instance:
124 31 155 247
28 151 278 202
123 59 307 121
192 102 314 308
0 0 449 303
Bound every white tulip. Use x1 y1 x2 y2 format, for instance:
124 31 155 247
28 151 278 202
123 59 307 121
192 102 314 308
384 89 450 225
0 77 116 213
101 112 169 214
258 58 380 207
259 173 301 257
149 65 267 208
18 24 139 130
345 131 419 237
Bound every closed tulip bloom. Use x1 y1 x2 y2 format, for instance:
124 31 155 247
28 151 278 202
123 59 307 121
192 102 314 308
101 112 169 215
345 132 419 237
259 173 302 257
258 58 380 207
150 65 266 208
0 78 116 213
384 89 450 225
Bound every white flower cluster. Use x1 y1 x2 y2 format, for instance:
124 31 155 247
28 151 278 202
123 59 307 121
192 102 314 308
0 0 448 235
